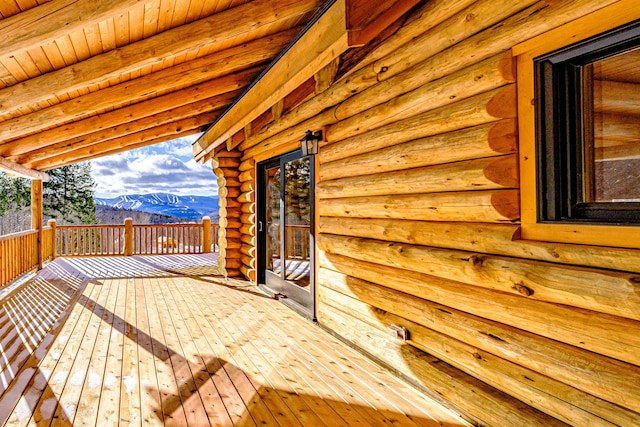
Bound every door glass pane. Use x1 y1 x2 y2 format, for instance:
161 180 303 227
266 165 281 276
283 157 311 289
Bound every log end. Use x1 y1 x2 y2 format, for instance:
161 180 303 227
483 155 520 189
486 84 517 119
491 190 521 222
488 119 518 155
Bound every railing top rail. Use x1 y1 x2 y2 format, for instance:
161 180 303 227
55 223 217 229
131 223 205 227
56 224 125 229
0 229 38 242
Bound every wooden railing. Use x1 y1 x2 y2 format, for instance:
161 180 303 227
53 218 219 257
1 218 312 288
0 226 54 288
55 223 126 256
128 222 219 255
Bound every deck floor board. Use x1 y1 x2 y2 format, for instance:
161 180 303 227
0 254 470 426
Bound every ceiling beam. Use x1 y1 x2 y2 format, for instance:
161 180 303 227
0 26 298 146
33 113 218 170
193 0 350 160
1 83 244 160
18 92 239 165
0 66 254 152
0 156 49 181
0 0 318 120
48 129 201 168
0 0 144 60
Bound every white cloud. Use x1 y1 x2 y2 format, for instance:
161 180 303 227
91 134 218 198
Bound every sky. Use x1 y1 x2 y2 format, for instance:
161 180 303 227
90 133 219 198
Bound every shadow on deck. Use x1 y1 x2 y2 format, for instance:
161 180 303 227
0 254 469 426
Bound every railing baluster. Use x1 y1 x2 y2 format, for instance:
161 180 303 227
143 226 147 255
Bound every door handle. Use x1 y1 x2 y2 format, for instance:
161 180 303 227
258 221 263 232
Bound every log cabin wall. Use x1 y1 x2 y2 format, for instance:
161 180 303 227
212 146 244 277
222 0 640 425
238 157 257 282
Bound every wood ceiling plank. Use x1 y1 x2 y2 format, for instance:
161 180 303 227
200 0 218 16
0 63 16 87
0 0 144 60
213 0 234 13
157 0 176 33
182 50 198 63
33 112 217 169
150 61 164 73
55 35 78 65
0 57 29 82
34 101 53 114
171 0 190 27
0 0 316 119
27 48 54 74
98 17 117 51
142 0 160 38
186 0 206 22
114 12 130 48
0 2 21 19
20 94 236 164
68 29 91 61
11 51 40 78
15 0 39 10
83 24 104 56
0 27 297 142
128 5 145 43
40 40 67 70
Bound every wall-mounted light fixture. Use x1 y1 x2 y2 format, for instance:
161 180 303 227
300 129 322 156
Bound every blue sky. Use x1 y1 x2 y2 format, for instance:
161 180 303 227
90 134 219 198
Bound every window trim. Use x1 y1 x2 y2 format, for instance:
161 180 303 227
535 20 640 224
514 0 640 249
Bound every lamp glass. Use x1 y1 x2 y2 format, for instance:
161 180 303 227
300 130 320 156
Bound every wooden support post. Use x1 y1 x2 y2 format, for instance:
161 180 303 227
202 216 212 253
48 219 57 260
124 218 133 256
31 179 43 269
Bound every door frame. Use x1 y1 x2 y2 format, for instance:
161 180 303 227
256 149 316 319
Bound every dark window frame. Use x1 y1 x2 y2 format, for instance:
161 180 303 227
534 20 640 224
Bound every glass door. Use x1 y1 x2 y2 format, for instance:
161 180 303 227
259 150 314 315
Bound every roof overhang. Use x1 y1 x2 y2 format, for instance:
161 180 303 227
193 0 420 161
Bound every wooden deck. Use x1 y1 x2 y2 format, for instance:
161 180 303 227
0 254 469 426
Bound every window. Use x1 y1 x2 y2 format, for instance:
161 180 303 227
535 21 640 224
514 2 640 248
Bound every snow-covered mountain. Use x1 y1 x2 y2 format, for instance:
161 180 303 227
95 193 219 221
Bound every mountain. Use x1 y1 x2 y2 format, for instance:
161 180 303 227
96 205 188 225
95 193 219 221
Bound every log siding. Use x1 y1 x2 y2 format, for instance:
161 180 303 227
211 0 640 425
